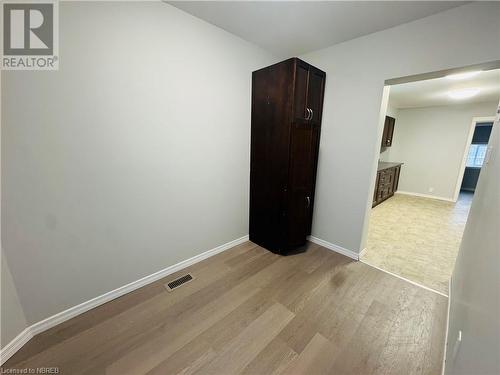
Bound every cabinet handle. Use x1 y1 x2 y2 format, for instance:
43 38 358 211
310 109 314 121
305 108 311 120
306 196 311 208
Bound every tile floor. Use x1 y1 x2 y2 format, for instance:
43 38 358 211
361 192 473 295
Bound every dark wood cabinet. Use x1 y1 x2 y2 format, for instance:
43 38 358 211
373 163 402 207
381 116 395 147
250 58 325 254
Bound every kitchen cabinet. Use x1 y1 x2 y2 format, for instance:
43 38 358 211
373 162 402 207
381 116 395 147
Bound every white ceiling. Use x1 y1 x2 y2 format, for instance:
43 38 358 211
389 69 500 109
168 1 467 57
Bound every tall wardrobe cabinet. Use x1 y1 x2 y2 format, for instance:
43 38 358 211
250 58 326 254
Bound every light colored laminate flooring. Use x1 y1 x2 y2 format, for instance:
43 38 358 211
3 241 447 375
361 192 473 295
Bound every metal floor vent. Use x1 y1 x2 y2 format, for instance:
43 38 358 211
165 274 194 291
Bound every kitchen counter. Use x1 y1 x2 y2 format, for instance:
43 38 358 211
378 161 403 171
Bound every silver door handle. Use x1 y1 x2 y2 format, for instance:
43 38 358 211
310 109 314 121
306 196 310 208
305 108 311 120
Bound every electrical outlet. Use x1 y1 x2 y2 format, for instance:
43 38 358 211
429 187 434 193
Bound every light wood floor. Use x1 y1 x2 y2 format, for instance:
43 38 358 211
362 192 473 294
3 241 447 374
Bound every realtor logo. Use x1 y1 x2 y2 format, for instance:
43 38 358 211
2 1 59 70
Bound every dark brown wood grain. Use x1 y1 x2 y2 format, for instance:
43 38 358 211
373 164 402 207
250 58 325 254
381 115 396 147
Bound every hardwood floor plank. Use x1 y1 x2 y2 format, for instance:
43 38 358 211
193 303 294 375
329 299 400 375
371 290 446 375
146 338 216 375
9 249 276 373
241 337 298 375
105 255 280 374
2 241 447 375
424 295 448 375
278 261 375 354
4 241 252 367
282 333 336 375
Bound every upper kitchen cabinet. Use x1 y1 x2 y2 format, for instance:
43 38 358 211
381 115 395 147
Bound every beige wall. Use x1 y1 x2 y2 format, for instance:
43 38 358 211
299 2 500 252
387 101 497 200
445 104 499 374
1 2 276 324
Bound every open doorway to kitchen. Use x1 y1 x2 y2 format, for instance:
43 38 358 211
361 67 500 295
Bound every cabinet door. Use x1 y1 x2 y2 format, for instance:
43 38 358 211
386 168 395 196
382 116 395 147
306 67 325 126
287 125 316 248
293 61 310 123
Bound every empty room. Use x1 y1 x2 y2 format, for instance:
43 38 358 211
1 2 499 375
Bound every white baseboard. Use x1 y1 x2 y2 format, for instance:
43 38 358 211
396 191 455 202
0 328 33 365
0 235 249 365
307 236 359 260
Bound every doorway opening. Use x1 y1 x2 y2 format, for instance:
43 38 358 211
458 118 494 195
361 66 500 295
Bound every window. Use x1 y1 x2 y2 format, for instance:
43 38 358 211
466 144 488 167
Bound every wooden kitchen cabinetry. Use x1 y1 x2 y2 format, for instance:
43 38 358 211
381 116 395 147
373 162 402 207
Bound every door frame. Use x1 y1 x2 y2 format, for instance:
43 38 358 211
453 116 496 202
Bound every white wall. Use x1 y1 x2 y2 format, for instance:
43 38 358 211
1 2 276 324
1 249 28 348
300 2 500 252
0 61 27 350
444 104 499 375
387 101 497 200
